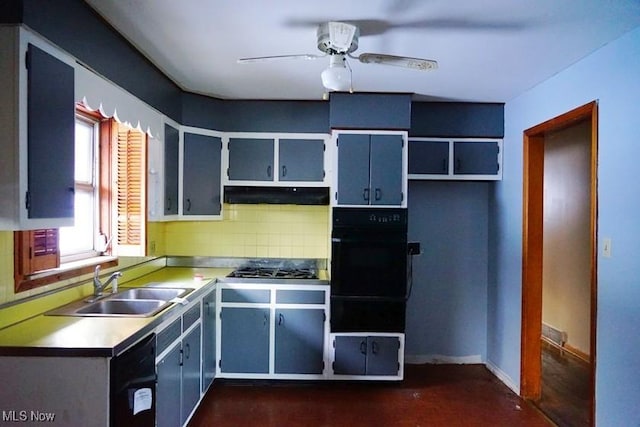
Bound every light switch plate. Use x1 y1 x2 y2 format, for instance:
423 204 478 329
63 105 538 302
603 238 612 258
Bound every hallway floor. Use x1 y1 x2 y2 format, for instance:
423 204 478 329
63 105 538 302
536 341 591 427
189 364 553 427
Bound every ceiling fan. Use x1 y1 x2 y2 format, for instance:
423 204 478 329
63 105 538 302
237 21 438 92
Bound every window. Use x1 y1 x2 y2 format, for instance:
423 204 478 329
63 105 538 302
14 105 147 292
59 113 100 261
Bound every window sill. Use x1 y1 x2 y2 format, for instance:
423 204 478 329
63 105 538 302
15 256 118 293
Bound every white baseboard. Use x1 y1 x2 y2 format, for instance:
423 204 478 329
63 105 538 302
486 360 519 395
405 354 483 364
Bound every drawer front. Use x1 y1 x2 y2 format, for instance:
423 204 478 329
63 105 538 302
183 305 201 332
221 288 271 304
157 318 181 354
276 289 325 304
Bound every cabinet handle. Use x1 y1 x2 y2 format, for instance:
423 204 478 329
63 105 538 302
267 165 272 178
166 198 171 210
278 313 284 326
184 343 190 359
68 187 75 193
363 188 370 202
374 188 382 201
282 165 287 177
186 198 191 212
263 313 268 327
360 340 367 355
371 341 379 355
204 301 210 316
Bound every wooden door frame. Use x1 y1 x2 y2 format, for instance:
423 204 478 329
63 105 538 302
520 101 598 422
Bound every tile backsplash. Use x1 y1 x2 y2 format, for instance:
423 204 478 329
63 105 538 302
162 204 330 259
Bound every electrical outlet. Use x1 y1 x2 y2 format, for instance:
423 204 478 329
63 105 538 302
150 240 156 255
408 242 421 255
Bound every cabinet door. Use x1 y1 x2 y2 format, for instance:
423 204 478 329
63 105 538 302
408 140 449 175
26 44 75 219
337 134 371 205
274 309 324 374
453 141 500 175
202 290 216 392
333 335 367 375
183 133 222 216
228 138 274 181
164 124 179 215
156 344 181 427
278 139 325 182
181 324 201 425
220 307 270 373
369 134 403 205
366 336 400 376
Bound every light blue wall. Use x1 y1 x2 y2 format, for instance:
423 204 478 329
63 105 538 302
406 181 488 361
489 26 640 425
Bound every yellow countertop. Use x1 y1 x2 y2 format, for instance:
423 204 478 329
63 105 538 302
0 267 233 358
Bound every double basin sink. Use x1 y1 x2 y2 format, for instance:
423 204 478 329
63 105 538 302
47 286 194 318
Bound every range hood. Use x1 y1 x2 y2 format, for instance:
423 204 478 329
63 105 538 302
224 186 330 205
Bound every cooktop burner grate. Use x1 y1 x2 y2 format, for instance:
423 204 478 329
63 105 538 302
227 267 318 280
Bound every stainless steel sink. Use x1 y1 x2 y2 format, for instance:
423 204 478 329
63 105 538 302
46 286 195 317
75 299 168 316
113 287 192 301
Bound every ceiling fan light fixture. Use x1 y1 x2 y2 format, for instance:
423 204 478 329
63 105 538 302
321 54 351 91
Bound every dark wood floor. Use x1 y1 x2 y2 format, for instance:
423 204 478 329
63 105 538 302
189 364 553 427
535 341 591 427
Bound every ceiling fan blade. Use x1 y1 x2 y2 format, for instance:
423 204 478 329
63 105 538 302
357 53 438 71
238 54 325 63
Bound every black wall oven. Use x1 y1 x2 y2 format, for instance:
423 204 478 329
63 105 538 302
330 208 408 333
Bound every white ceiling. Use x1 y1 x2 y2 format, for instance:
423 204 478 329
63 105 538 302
84 0 640 102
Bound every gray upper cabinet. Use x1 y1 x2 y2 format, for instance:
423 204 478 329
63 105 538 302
164 124 179 215
26 43 75 220
408 140 449 175
228 138 274 181
0 27 77 230
278 139 325 182
453 140 500 175
183 133 222 216
336 133 405 206
408 138 502 181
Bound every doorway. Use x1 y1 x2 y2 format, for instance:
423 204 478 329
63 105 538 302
520 101 598 425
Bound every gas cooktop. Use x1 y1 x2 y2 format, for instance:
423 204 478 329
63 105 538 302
225 260 319 280
227 267 318 280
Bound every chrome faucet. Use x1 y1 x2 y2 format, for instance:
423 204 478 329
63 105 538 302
92 265 122 299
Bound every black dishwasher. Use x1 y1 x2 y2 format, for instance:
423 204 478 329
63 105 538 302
110 333 156 427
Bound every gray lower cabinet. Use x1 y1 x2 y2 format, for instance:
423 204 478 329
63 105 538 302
156 344 181 427
201 289 216 392
220 307 270 373
274 308 325 374
333 335 400 376
181 324 201 424
183 132 222 216
336 133 404 206
155 304 203 427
